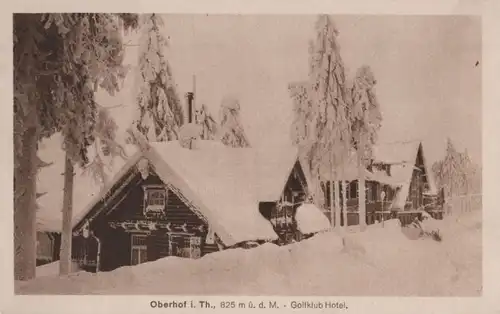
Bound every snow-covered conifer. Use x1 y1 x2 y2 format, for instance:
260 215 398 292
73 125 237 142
346 65 382 230
432 138 481 214
134 14 184 142
82 107 129 188
303 15 352 226
195 104 218 140
219 95 251 147
13 13 138 280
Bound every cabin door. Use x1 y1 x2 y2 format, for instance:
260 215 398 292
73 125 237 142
168 234 180 257
131 234 148 265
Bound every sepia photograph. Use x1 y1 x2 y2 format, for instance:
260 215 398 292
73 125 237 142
12 13 482 298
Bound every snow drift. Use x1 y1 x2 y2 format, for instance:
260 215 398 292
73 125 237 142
16 211 481 296
295 203 331 234
36 261 83 278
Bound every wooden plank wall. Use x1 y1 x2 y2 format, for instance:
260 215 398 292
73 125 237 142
74 170 219 271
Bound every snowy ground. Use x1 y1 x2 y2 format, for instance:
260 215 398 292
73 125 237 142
35 261 83 278
16 210 481 296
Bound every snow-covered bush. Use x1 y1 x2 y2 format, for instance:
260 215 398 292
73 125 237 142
403 213 442 242
420 212 442 241
219 95 250 147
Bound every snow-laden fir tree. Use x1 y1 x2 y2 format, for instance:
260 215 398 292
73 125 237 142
13 13 137 280
288 82 322 205
134 14 184 141
59 108 126 275
306 15 352 227
195 104 218 140
56 15 135 275
434 138 461 214
432 138 481 214
288 83 334 210
219 95 251 147
458 149 472 211
289 82 315 147
83 107 129 188
346 65 382 230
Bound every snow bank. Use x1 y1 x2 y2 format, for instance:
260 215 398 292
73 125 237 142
16 211 481 296
295 203 331 234
36 261 82 278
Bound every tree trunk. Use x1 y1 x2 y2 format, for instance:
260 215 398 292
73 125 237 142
335 179 341 229
316 167 322 208
450 180 454 216
466 180 471 212
14 126 38 281
342 179 348 228
357 133 367 231
59 153 75 275
329 178 334 229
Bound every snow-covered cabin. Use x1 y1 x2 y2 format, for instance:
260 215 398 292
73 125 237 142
373 141 438 208
320 141 441 226
373 141 441 224
35 137 322 272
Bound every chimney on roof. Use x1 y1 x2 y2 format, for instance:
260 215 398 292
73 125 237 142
184 75 196 125
186 92 194 124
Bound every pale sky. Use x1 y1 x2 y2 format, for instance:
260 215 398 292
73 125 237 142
97 14 482 165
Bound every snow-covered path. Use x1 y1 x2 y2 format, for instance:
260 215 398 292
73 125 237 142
16 211 481 296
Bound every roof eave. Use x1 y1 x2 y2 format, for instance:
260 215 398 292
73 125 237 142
71 150 145 231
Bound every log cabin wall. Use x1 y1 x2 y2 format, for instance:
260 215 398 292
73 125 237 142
71 234 100 272
72 167 218 272
405 145 427 210
93 220 130 272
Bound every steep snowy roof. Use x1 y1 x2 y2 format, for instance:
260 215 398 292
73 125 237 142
295 203 331 234
319 153 401 186
253 143 303 201
373 141 421 165
373 141 438 209
389 163 414 210
148 140 299 245
36 134 138 232
36 137 302 246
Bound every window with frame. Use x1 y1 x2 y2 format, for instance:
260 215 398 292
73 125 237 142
345 182 350 201
273 192 295 227
131 234 148 265
416 172 423 207
179 236 201 259
409 172 420 209
144 186 167 215
366 182 373 202
376 183 382 202
349 181 358 199
285 206 294 225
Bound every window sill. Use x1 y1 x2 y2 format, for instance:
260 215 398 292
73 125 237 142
145 205 165 213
